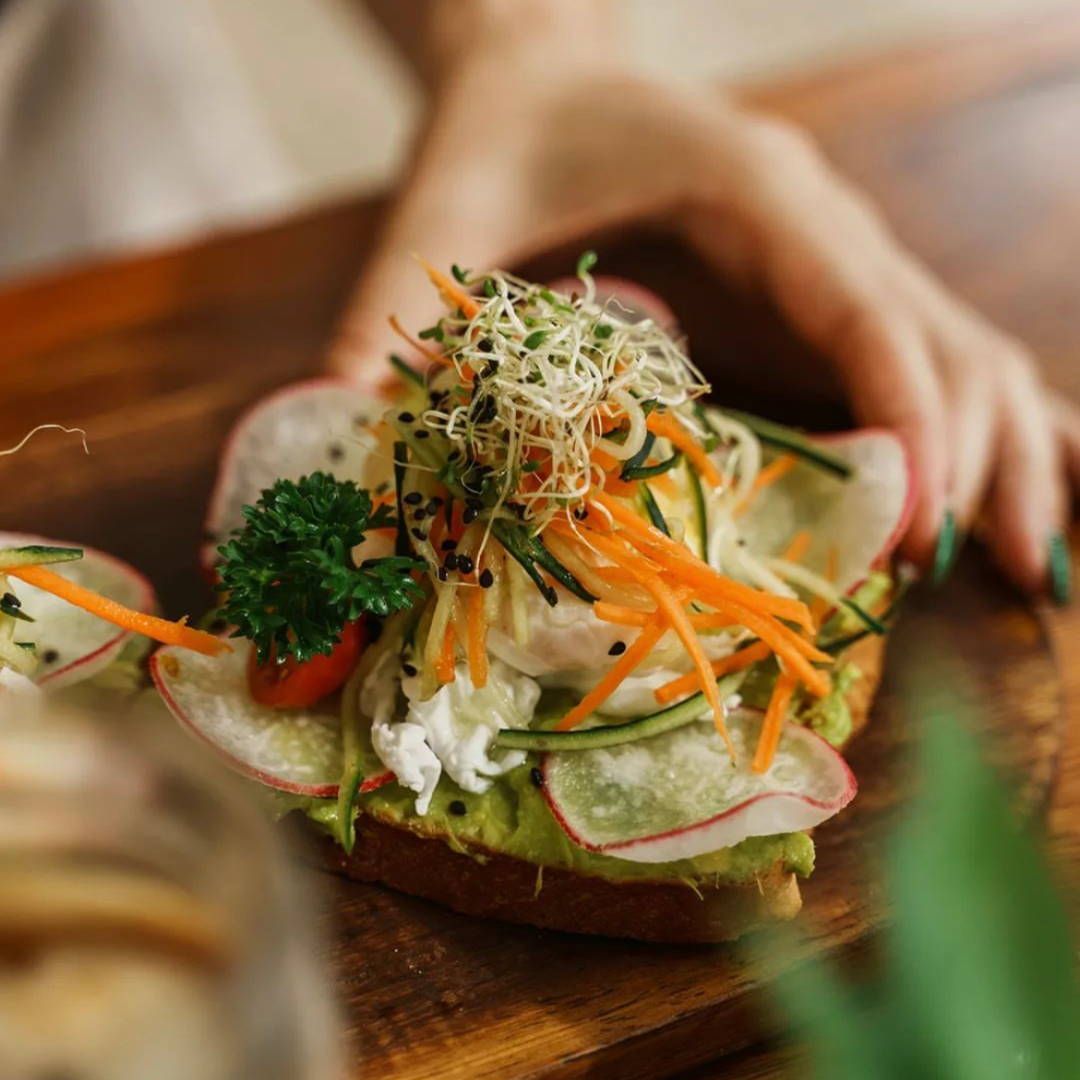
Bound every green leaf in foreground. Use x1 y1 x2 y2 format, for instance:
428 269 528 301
217 472 423 664
767 702 1080 1079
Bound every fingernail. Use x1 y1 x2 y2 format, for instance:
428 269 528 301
931 510 961 586
1048 532 1072 606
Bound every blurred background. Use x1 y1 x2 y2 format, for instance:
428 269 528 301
0 0 1067 281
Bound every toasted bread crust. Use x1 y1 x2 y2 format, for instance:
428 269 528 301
307 635 885 942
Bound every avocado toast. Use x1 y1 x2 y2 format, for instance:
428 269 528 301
151 260 913 942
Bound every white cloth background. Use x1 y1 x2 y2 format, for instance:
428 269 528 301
0 0 1061 282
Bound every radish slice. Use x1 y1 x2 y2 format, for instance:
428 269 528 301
0 532 157 690
150 639 392 797
202 378 389 571
543 708 856 863
736 429 915 594
547 275 678 330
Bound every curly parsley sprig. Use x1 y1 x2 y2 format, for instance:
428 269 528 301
217 472 423 664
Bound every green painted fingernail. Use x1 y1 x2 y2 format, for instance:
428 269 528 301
1048 533 1072 606
931 510 960 586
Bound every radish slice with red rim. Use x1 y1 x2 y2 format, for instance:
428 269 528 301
150 638 392 797
202 378 390 571
0 532 157 690
734 429 914 595
547 275 678 330
543 707 856 863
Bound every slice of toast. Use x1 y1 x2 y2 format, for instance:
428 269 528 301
303 634 884 942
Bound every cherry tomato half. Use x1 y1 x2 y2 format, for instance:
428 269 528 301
248 620 367 709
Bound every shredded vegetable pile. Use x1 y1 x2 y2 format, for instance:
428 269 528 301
374 256 871 773
403 255 709 532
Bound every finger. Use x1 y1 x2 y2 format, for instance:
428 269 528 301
986 356 1067 594
327 206 492 393
936 349 999 532
829 311 949 568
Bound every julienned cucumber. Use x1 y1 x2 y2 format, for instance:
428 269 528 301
685 459 708 559
494 672 745 752
718 409 853 480
0 545 83 570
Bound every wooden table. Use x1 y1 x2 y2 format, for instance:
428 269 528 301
1 10 1078 1078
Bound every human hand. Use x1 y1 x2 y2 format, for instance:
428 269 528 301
329 2 1076 601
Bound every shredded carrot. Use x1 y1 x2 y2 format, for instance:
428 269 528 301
751 454 798 495
649 471 679 499
735 454 798 516
752 672 798 773
603 474 639 499
592 566 639 586
8 565 228 657
645 412 723 487
594 600 735 632
464 586 489 689
389 314 455 370
417 256 481 319
589 491 814 630
575 528 734 754
435 621 457 684
555 618 669 730
781 529 812 564
654 641 772 705
590 445 620 473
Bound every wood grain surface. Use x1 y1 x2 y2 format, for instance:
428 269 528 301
1 9 1078 1079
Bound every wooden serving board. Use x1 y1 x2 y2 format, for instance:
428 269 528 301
1 11 1078 1078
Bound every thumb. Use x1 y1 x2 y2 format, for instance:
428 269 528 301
326 196 505 394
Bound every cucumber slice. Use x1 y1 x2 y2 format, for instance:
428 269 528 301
543 707 857 863
719 408 853 479
203 378 386 572
494 672 745 752
0 545 83 571
151 638 392 798
0 532 156 690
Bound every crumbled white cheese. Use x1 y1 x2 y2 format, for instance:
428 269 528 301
371 720 442 814
365 656 540 814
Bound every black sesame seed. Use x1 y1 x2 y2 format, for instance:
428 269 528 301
608 641 627 657
477 338 494 353
479 569 494 588
448 800 468 816
462 506 479 525
530 767 544 788
425 496 443 513
415 429 430 440
440 538 458 552
1 592 20 608
327 443 344 462
572 506 588 521
437 567 449 582
402 662 418 677
465 497 483 510
457 555 474 575
398 411 415 424
445 553 460 571
413 508 428 521
410 528 427 542
42 649 59 664
403 491 422 505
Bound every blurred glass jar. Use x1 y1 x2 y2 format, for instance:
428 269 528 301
0 693 341 1080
